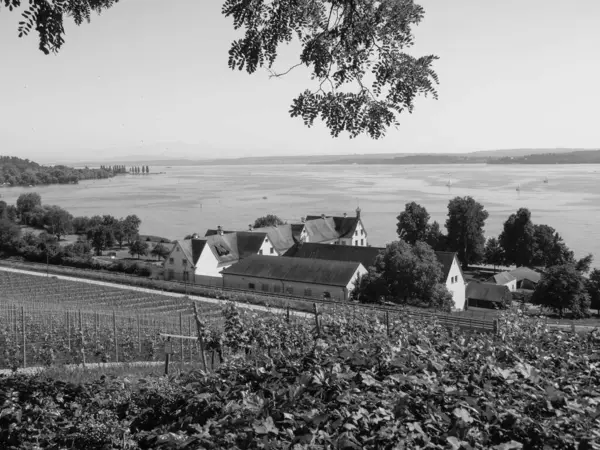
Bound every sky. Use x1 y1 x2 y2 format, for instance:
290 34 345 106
0 0 599 163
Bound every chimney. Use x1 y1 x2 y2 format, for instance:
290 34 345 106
356 207 361 219
248 224 253 231
192 233 199 239
217 225 223 236
321 213 325 219
301 217 305 223
343 212 347 218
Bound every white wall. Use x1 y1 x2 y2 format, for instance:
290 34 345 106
194 245 222 277
164 242 192 281
224 264 366 301
257 236 278 256
350 221 368 247
445 257 466 310
505 279 517 292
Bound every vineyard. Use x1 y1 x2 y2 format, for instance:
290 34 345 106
0 271 227 369
1 303 599 449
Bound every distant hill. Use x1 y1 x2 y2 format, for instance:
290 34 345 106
489 149 600 164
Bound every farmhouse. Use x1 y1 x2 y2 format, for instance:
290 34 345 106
508 267 541 290
221 254 367 301
466 281 512 309
206 207 368 254
283 243 466 310
163 230 277 285
486 271 517 292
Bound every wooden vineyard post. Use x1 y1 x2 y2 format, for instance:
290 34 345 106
179 313 184 371
188 317 193 364
493 319 499 335
21 306 26 369
137 316 141 356
286 305 290 324
313 303 321 337
385 310 390 338
67 311 71 351
113 310 118 363
164 337 172 375
192 302 208 372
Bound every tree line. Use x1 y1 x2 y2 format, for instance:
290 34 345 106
353 197 599 318
0 193 172 271
130 166 151 175
0 156 120 187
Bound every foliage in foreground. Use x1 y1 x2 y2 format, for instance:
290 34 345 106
1 307 600 449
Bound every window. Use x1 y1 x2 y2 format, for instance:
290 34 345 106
323 291 331 299
248 283 256 290
270 247 274 254
354 230 358 236
182 259 187 266
304 288 312 297
286 286 294 295
259 250 263 255
262 284 269 292
167 269 174 280
360 229 364 235
354 241 358 246
273 285 281 293
360 239 364 246
169 258 174 264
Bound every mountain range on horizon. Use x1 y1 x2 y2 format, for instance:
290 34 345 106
51 146 599 167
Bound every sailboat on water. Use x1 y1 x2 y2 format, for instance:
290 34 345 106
543 177 548 184
516 184 521 192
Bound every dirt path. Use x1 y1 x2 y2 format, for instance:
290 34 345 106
0 266 311 319
0 361 165 377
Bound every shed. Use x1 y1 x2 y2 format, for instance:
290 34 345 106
466 281 512 309
508 267 541 290
486 271 517 292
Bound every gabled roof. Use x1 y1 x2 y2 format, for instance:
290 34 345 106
235 231 269 259
466 282 512 303
222 255 364 287
176 240 196 265
305 215 361 240
508 267 541 284
251 225 296 254
487 271 517 285
303 217 340 242
283 243 384 270
434 251 461 281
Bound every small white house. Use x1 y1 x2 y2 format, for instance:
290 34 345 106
487 272 518 292
435 252 466 310
163 230 277 286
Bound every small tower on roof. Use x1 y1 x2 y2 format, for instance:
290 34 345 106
356 206 361 219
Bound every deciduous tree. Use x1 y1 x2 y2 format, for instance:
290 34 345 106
587 269 600 316
355 240 442 304
429 283 455 313
396 202 430 244
129 240 149 259
4 0 439 139
0 218 21 250
150 242 170 261
499 208 535 267
424 220 446 251
484 237 505 273
88 225 114 256
122 215 141 244
43 205 73 240
531 265 590 319
445 196 488 269
253 215 284 229
16 192 42 223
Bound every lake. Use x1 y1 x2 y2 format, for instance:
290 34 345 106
1 164 599 269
